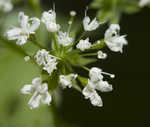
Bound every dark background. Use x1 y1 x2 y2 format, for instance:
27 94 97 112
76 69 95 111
41 0 150 127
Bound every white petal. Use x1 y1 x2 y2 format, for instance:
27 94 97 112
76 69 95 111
57 31 73 46
41 92 52 105
82 85 95 99
40 83 48 94
96 81 113 92
16 36 28 45
46 22 60 32
20 84 32 94
83 16 90 30
5 28 22 40
76 38 92 51
83 16 100 31
29 18 40 33
59 75 71 88
32 77 42 87
104 24 127 53
89 67 103 82
90 91 103 107
41 10 60 32
18 12 29 30
28 92 41 109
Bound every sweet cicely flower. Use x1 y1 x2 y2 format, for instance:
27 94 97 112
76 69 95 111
21 77 52 109
82 80 103 107
0 0 13 12
104 24 128 53
34 49 58 75
83 13 100 31
41 10 60 32
76 38 92 51
82 67 113 107
139 0 150 6
57 31 73 46
5 12 40 45
89 67 115 82
59 74 78 88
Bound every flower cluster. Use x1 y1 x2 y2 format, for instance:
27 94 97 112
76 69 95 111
5 8 128 109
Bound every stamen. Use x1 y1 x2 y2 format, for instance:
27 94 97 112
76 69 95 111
85 6 88 17
53 3 55 11
101 72 115 78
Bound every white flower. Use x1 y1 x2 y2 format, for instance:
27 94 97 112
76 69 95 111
139 0 150 6
89 67 115 82
41 10 60 32
24 56 30 62
104 24 128 53
82 78 113 107
5 12 40 45
21 77 52 109
59 74 78 88
57 31 73 46
43 58 57 75
70 11 76 16
82 80 103 107
0 0 13 12
97 50 107 59
34 49 58 75
83 15 100 31
76 38 92 51
89 67 103 82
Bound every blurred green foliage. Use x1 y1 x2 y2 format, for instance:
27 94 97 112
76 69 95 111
91 0 140 23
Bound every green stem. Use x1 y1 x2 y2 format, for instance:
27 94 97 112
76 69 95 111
51 33 58 51
81 66 90 71
82 52 97 57
73 31 86 46
68 16 75 34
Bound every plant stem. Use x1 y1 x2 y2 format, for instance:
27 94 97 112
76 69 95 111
82 52 97 57
73 31 86 46
51 33 58 51
81 66 90 71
